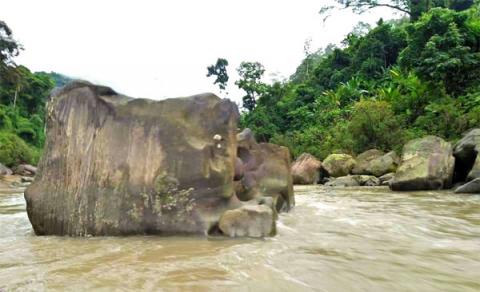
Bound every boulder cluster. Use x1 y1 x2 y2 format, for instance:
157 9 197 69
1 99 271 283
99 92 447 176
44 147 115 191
291 130 480 194
24 81 293 238
292 149 400 187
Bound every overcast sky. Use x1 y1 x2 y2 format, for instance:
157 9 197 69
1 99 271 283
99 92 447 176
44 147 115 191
3 0 399 102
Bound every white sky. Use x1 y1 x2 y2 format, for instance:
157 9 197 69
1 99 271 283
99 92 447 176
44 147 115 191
2 0 399 103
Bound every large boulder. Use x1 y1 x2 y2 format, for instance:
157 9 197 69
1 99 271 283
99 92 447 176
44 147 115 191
219 204 275 237
453 129 480 182
291 153 322 185
235 129 294 212
390 136 455 191
322 154 356 177
352 149 384 175
25 81 244 236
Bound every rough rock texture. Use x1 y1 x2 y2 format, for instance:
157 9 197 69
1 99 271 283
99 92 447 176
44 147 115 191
369 151 400 177
0 163 12 176
390 136 455 191
322 154 356 177
325 175 379 187
351 149 384 175
218 204 275 237
235 129 294 212
454 178 480 193
25 81 243 236
453 129 480 182
291 153 322 185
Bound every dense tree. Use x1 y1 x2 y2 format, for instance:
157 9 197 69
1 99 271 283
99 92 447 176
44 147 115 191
235 61 267 111
239 4 480 159
206 58 229 92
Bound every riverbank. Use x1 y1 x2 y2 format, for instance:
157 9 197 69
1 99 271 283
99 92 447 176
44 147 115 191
1 185 479 291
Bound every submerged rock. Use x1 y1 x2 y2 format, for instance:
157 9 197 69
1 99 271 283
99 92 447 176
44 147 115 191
322 154 356 178
25 81 243 236
454 178 480 194
453 129 480 182
235 129 294 212
390 136 454 191
218 205 275 237
291 153 322 185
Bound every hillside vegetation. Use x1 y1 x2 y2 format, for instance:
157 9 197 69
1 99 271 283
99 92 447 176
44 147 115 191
239 2 480 159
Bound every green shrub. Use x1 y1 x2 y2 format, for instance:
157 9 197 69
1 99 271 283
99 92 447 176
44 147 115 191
348 99 404 153
0 131 39 167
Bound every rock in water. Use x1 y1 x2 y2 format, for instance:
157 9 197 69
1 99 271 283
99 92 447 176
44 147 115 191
219 205 275 237
25 81 242 236
235 129 294 212
291 153 322 185
454 178 480 193
322 154 356 177
390 136 454 191
453 128 480 182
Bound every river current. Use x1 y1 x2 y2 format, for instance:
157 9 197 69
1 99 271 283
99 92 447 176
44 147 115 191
1 186 479 291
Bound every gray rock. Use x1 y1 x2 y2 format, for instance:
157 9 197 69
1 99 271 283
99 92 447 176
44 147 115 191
454 178 480 193
219 205 275 237
325 176 360 187
391 136 455 191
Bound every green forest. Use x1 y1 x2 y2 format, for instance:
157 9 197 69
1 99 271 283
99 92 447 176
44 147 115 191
0 21 69 166
208 0 480 159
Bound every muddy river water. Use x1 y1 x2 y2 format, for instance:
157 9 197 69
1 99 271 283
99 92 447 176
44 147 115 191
1 186 479 291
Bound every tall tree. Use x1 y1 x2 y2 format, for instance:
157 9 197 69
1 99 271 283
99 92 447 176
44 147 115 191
235 61 266 111
206 58 229 93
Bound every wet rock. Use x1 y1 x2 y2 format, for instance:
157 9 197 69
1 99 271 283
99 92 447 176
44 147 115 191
454 178 480 194
379 172 395 186
355 175 380 186
453 129 480 182
352 149 384 175
291 153 322 185
0 163 12 176
235 129 294 212
218 204 275 238
25 81 241 236
322 154 356 178
390 136 454 191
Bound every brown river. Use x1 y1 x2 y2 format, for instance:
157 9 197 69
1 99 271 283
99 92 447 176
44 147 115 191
1 185 479 291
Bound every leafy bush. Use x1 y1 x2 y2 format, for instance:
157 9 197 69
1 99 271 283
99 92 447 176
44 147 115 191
0 131 39 166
